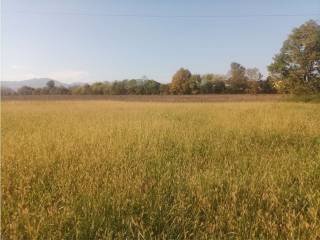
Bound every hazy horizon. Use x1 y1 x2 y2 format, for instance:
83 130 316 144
2 0 319 83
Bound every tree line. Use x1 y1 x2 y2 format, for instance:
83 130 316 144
2 20 319 96
1 65 275 96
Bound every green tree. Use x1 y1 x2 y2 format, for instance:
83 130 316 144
268 20 320 94
111 81 127 95
260 77 276 93
200 79 213 94
46 80 55 89
188 74 201 94
212 80 226 93
17 86 35 95
91 82 107 95
199 74 226 94
159 84 170 95
82 84 92 95
228 62 248 93
70 86 82 95
246 68 262 82
246 81 260 94
126 79 138 94
170 68 192 94
211 74 227 93
135 80 145 94
144 80 161 94
246 68 263 94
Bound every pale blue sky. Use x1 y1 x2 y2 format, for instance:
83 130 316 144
1 0 319 83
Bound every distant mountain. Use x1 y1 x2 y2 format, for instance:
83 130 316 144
0 78 87 90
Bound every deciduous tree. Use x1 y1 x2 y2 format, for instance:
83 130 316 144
268 20 320 94
170 68 192 94
229 62 248 93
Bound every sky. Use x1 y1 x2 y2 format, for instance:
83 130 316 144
1 0 319 83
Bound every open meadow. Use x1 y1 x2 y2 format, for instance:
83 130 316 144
2 99 320 239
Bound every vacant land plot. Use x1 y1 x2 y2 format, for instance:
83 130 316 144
2 101 320 239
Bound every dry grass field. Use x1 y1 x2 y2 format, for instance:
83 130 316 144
2 100 320 239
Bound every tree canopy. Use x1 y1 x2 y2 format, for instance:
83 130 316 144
268 20 320 94
170 68 192 94
228 62 248 93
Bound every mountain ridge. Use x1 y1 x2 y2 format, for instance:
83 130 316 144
1 78 86 90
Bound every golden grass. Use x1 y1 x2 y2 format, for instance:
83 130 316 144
2 101 320 239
